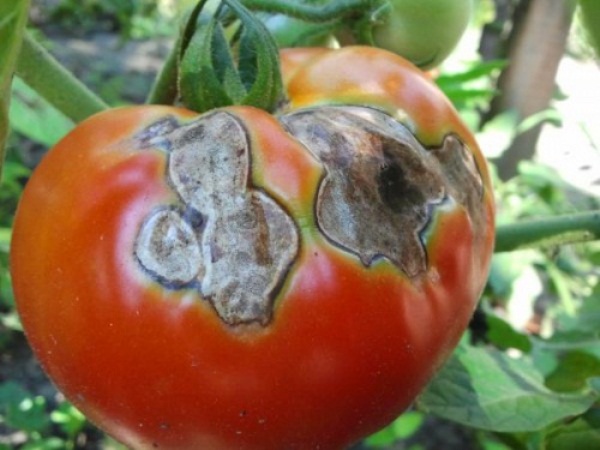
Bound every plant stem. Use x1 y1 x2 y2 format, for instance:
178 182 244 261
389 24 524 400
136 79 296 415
16 32 109 123
241 0 379 22
1 0 30 175
494 210 600 253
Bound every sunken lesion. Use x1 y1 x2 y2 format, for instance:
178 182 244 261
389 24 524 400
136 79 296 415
281 106 485 278
130 105 486 323
429 134 484 214
133 112 299 326
134 116 179 150
135 206 204 288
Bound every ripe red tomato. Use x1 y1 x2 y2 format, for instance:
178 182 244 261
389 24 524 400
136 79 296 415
11 47 494 450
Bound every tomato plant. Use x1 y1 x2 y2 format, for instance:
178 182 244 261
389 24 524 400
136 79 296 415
11 46 494 449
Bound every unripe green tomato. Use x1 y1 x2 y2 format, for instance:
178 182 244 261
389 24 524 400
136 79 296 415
263 14 335 48
371 0 472 69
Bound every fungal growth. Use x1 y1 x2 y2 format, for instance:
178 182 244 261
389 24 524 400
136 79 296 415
134 112 299 325
281 106 484 277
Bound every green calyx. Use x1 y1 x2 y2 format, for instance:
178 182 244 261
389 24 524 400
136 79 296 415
178 0 283 113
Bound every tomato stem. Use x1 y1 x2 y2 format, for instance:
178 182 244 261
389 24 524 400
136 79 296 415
1 0 31 175
241 0 381 23
494 210 600 252
16 32 109 123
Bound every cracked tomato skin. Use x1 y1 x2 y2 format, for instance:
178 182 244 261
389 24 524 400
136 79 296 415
11 47 494 450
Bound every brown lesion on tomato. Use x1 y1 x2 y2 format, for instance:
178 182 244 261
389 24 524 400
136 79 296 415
428 134 485 228
281 106 485 278
133 112 299 326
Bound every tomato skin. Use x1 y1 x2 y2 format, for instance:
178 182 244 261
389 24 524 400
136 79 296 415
11 48 494 449
283 46 471 143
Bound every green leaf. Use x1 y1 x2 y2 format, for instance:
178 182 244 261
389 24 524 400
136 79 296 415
0 382 50 433
556 285 600 334
486 314 532 353
545 406 600 450
180 17 237 111
50 402 87 438
436 60 506 110
417 345 598 432
436 60 507 85
179 0 283 112
579 0 600 57
10 77 74 146
0 0 31 174
517 109 562 134
0 228 10 252
225 0 282 110
535 330 600 359
21 437 67 450
365 411 424 447
545 351 600 393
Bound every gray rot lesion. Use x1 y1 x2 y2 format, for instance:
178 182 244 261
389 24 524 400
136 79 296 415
132 112 299 326
280 106 485 278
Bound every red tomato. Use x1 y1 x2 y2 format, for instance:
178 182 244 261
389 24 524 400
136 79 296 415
11 47 494 449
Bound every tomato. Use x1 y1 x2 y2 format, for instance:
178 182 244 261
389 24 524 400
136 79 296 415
370 0 472 69
11 47 494 450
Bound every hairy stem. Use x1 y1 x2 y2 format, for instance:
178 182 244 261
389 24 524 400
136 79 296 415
1 0 30 175
494 210 600 252
16 32 109 123
241 0 379 22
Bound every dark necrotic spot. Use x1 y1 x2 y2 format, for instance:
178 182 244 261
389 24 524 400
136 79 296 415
134 116 180 150
182 206 205 231
377 152 426 215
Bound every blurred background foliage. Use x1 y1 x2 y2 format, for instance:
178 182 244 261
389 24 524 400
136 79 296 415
2 0 600 449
